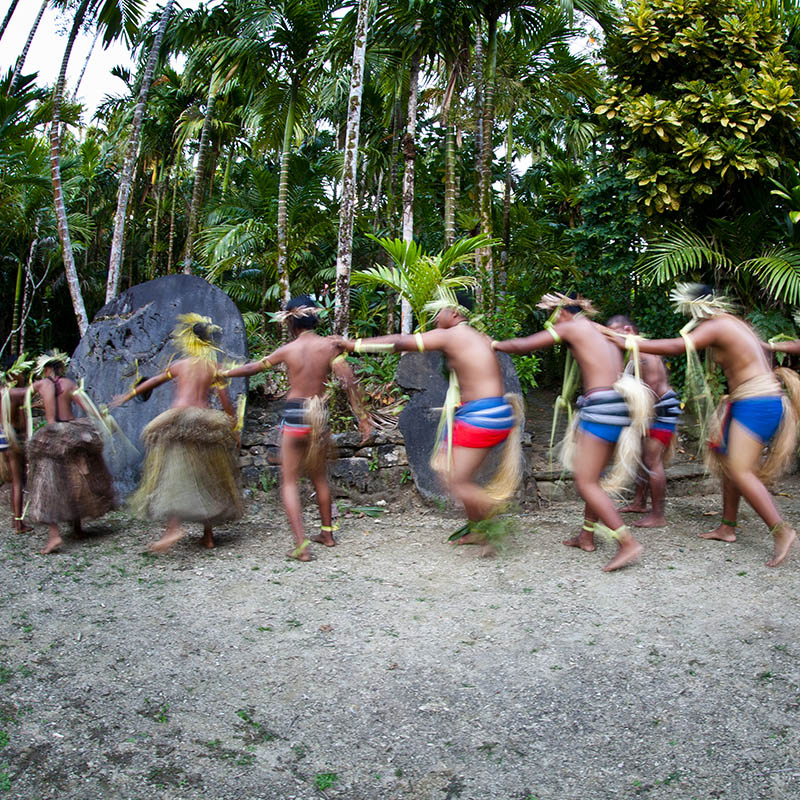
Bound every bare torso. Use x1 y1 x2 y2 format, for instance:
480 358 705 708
34 375 78 423
558 316 624 392
167 358 221 408
436 324 504 403
695 315 773 391
639 352 670 398
272 332 342 399
2 386 30 430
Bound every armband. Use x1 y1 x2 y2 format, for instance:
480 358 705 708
331 354 347 366
354 339 394 353
131 386 138 397
165 369 173 380
769 341 776 351
491 340 499 350
624 333 642 351
260 357 273 368
415 333 425 353
543 321 562 344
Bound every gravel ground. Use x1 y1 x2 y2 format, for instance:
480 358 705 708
2 478 800 800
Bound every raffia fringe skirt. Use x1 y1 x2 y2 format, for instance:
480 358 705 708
27 418 117 523
131 407 242 524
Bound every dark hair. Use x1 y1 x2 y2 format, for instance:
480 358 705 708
192 321 222 344
606 314 638 333
560 292 581 315
455 290 475 313
693 284 714 300
286 295 320 330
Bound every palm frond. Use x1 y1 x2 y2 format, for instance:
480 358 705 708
740 248 800 307
637 227 733 285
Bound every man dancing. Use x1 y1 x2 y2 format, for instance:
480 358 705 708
337 289 523 553
112 314 242 552
607 284 800 567
494 294 650 572
607 315 681 528
220 296 370 562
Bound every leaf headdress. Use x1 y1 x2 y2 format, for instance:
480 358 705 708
670 283 736 322
536 292 598 316
34 349 70 377
172 313 222 360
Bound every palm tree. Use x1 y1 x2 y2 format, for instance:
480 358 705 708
333 0 371 336
9 0 49 94
106 0 175 302
0 0 20 43
49 0 144 334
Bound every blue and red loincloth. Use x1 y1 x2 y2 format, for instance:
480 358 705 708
450 396 516 449
281 398 312 438
576 388 630 444
649 389 682 445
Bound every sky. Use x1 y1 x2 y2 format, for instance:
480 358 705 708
0 0 202 119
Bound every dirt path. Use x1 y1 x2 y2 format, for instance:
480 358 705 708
2 481 800 799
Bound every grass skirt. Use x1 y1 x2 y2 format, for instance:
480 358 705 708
27 418 117 523
131 407 242 524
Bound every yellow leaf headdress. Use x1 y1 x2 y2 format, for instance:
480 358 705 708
34 349 70 377
172 313 222 360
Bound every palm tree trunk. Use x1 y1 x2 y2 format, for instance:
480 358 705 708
10 260 24 356
107 0 174 301
442 65 458 248
479 15 497 306
72 25 101 101
167 165 178 273
50 0 90 335
401 42 421 334
150 175 162 279
182 81 219 274
0 0 20 43
333 0 370 336
276 86 297 306
9 0 48 93
500 116 513 295
472 20 483 228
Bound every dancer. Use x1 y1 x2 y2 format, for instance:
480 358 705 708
0 354 34 532
494 293 650 571
111 314 242 552
606 284 800 567
607 315 681 528
337 288 523 554
219 296 370 562
29 351 117 554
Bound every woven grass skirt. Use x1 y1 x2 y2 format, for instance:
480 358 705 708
27 418 117 523
131 407 242 525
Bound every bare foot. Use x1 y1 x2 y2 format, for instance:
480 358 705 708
150 529 184 553
563 532 596 552
633 514 667 528
287 540 312 562
311 533 336 547
479 543 497 558
72 520 83 536
619 503 648 514
14 524 33 534
699 524 736 543
201 530 215 549
602 539 643 572
767 525 796 567
455 531 487 546
41 535 63 554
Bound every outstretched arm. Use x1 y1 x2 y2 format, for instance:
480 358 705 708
767 339 800 355
110 370 173 407
339 329 449 354
221 348 284 379
493 327 564 354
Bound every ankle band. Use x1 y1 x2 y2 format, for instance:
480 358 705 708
582 521 595 533
721 518 737 528
320 524 339 532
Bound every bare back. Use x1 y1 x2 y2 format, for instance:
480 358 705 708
435 324 504 403
271 332 342 399
167 358 221 408
692 315 773 391
34 375 78 423
640 352 670 398
559 316 624 391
